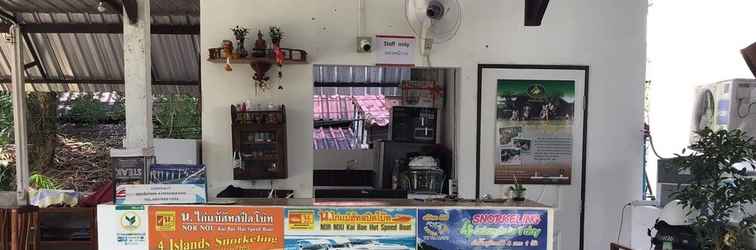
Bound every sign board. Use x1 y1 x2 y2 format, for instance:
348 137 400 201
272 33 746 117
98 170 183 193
417 208 551 249
113 157 149 185
375 35 416 66
116 184 207 205
115 205 148 250
148 206 284 250
285 207 417 249
149 164 206 185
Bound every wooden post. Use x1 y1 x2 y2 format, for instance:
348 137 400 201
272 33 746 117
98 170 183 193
9 25 29 205
123 0 153 152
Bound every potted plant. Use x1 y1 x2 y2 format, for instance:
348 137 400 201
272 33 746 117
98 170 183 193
670 128 756 249
269 26 283 47
510 176 526 201
231 26 249 58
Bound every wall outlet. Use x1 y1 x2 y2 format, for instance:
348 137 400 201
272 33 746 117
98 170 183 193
357 36 373 53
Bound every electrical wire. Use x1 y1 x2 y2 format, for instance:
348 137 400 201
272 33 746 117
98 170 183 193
617 202 632 243
647 133 668 160
535 185 547 203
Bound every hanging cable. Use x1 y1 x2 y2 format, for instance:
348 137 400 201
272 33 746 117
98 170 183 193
617 202 632 243
647 133 668 160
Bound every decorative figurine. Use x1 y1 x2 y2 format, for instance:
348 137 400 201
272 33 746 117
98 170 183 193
252 30 267 58
222 40 233 59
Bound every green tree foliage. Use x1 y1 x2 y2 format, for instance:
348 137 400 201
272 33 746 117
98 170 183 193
671 128 756 249
153 95 201 139
0 162 13 191
66 94 108 127
0 92 13 145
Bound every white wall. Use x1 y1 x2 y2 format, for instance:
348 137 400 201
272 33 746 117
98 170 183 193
201 1 647 249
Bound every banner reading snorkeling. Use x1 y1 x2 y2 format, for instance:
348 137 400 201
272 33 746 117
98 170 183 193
148 206 284 250
417 208 550 250
284 208 417 250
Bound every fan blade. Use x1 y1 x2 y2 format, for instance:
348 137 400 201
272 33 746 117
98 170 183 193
428 0 462 43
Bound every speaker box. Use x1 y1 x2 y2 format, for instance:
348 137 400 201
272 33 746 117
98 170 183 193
743 42 756 78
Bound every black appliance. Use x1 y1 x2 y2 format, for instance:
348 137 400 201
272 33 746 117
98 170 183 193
390 106 438 143
650 221 699 250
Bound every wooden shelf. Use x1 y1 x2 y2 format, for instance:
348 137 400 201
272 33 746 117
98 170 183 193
242 141 278 145
207 57 307 65
207 48 307 65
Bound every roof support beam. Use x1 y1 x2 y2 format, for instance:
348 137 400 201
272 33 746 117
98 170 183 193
524 0 550 26
0 23 199 35
9 25 30 205
22 32 48 79
0 78 198 86
123 0 153 150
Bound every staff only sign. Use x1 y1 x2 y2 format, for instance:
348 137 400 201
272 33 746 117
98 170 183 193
375 35 416 66
148 206 284 250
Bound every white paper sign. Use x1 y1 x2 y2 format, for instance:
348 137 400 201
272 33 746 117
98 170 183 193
115 205 148 249
98 204 149 250
375 35 416 66
115 184 207 205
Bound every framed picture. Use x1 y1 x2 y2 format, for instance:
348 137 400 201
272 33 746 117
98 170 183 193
476 64 588 249
477 64 588 187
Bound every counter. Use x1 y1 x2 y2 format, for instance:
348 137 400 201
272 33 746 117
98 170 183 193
214 198 548 207
98 198 554 250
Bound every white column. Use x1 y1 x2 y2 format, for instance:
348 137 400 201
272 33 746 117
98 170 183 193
123 0 153 151
10 25 29 205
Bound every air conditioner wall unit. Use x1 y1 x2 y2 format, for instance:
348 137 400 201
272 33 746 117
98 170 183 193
691 78 756 143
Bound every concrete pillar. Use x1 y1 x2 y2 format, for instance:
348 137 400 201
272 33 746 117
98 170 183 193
123 0 153 151
10 25 29 205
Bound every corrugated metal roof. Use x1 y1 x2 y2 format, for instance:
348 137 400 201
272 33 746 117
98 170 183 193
313 64 411 86
0 0 199 95
313 95 391 126
313 127 358 151
0 0 199 15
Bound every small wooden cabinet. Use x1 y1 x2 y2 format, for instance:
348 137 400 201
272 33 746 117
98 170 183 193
232 105 287 180
38 207 97 250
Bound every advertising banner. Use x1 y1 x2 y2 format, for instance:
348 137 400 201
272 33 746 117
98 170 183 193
284 208 417 250
148 206 284 250
417 208 549 250
495 80 576 184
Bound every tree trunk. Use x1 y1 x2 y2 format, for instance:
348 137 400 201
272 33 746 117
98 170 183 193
26 92 58 173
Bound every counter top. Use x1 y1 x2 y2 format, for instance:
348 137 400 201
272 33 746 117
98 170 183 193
197 198 549 208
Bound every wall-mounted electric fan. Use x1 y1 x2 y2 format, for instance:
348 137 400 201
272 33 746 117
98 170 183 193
404 0 462 56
